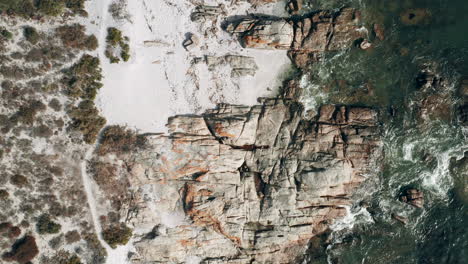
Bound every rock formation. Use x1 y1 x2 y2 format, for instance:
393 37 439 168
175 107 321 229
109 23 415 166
225 8 367 67
96 82 382 263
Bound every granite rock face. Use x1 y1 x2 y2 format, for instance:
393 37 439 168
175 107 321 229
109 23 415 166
225 8 367 67
112 87 382 263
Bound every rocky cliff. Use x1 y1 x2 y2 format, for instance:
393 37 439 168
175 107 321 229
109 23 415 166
92 85 381 263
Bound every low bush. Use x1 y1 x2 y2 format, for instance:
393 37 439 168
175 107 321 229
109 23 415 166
97 125 146 156
49 98 62 111
83 232 107 263
65 230 81 244
10 174 28 187
23 26 39 44
68 100 106 144
36 214 61 234
64 0 87 14
66 255 82 264
32 124 53 138
0 189 8 199
13 100 46 125
0 0 35 17
36 0 65 16
2 235 39 263
56 24 98 51
90 161 116 186
102 224 132 248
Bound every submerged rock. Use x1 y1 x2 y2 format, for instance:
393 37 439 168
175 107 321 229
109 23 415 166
399 188 424 208
391 213 409 225
400 8 431 26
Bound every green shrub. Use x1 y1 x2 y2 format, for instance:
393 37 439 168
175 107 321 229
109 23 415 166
36 214 61 234
23 26 39 44
102 224 132 248
120 42 130 62
0 28 13 40
106 27 122 46
68 100 106 144
105 27 130 63
36 0 65 16
64 0 86 13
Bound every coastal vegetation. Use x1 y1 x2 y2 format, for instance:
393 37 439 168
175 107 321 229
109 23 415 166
105 27 130 63
56 24 98 51
102 224 133 248
36 214 61 234
0 0 88 17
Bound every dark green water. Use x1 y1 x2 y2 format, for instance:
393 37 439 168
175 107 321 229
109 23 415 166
299 0 468 263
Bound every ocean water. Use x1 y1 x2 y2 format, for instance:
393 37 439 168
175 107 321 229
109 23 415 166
298 0 468 263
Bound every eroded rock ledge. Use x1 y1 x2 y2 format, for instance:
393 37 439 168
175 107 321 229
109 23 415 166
96 85 382 263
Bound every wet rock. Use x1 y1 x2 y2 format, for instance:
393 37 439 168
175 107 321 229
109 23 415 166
399 188 424 208
414 69 453 122
182 33 199 51
360 39 372 50
373 23 385 40
400 8 431 26
449 152 468 204
391 213 408 225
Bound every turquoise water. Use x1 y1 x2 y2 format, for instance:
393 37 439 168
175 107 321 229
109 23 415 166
299 0 468 263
